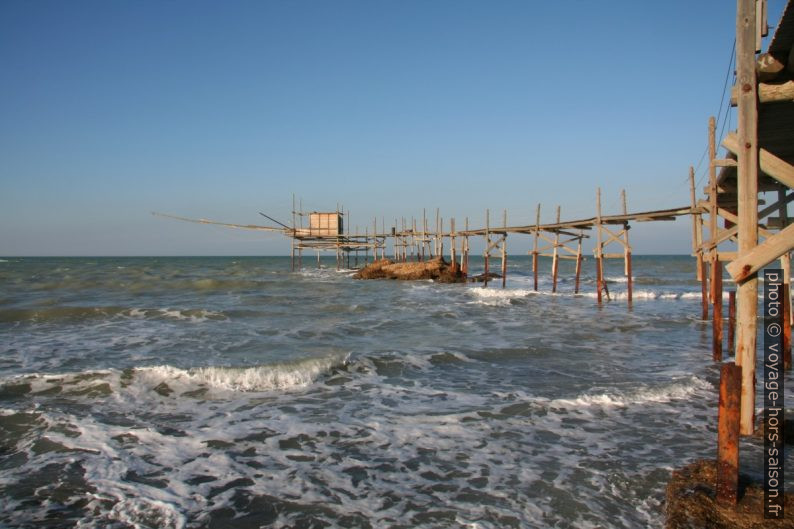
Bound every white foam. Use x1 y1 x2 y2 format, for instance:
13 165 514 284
549 376 712 408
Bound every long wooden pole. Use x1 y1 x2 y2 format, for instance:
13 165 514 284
484 209 490 288
690 167 709 320
574 234 583 294
622 189 633 306
552 206 561 293
451 218 457 273
533 204 541 291
728 290 736 355
596 188 604 304
735 0 759 436
708 116 724 361
501 210 508 289
463 217 469 275
778 187 791 370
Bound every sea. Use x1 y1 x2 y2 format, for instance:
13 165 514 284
0 255 791 528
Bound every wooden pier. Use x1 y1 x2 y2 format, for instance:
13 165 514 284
156 0 794 520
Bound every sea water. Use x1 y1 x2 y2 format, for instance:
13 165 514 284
0 255 790 528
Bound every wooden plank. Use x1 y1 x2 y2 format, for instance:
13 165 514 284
712 158 738 168
730 79 794 104
735 0 759 437
726 222 794 282
723 132 794 189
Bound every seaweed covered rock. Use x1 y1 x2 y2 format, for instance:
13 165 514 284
353 257 465 283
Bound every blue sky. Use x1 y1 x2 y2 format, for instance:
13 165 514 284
0 0 786 255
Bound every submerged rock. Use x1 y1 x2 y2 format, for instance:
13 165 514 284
353 257 465 283
666 459 794 528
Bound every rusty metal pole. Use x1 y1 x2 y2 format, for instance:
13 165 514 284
716 362 742 505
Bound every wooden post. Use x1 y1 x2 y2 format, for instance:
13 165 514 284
716 362 742 505
712 257 724 362
435 208 440 257
463 217 469 276
484 209 490 288
784 282 792 370
291 194 297 272
708 116 723 362
501 210 508 289
621 190 633 306
574 234 583 294
595 188 604 304
690 167 709 319
728 290 736 356
533 204 541 291
735 0 759 436
778 188 791 370
552 206 561 293
438 216 442 259
451 218 457 273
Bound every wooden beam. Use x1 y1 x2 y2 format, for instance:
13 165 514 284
726 222 794 283
730 80 794 104
756 51 786 81
723 132 794 189
735 0 759 437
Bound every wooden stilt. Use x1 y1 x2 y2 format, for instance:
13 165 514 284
595 188 604 304
574 235 583 294
501 210 508 289
690 167 709 320
621 190 633 306
451 218 457 273
484 209 490 288
716 362 742 505
552 206 560 293
712 257 724 362
700 258 709 320
778 189 791 370
728 290 736 356
439 217 444 258
735 0 759 436
533 204 541 291
463 217 469 276
435 208 440 257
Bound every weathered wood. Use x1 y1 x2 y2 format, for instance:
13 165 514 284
595 188 604 304
712 257 723 362
784 281 792 370
735 0 759 437
574 237 583 294
716 362 742 505
502 210 508 289
711 158 738 168
450 218 457 274
756 51 786 81
723 132 794 189
701 257 709 320
533 204 540 291
730 79 794 104
484 209 490 288
726 222 794 282
552 206 560 293
728 290 736 355
622 190 633 306
463 217 470 275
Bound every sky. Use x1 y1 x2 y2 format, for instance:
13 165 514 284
0 0 787 256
